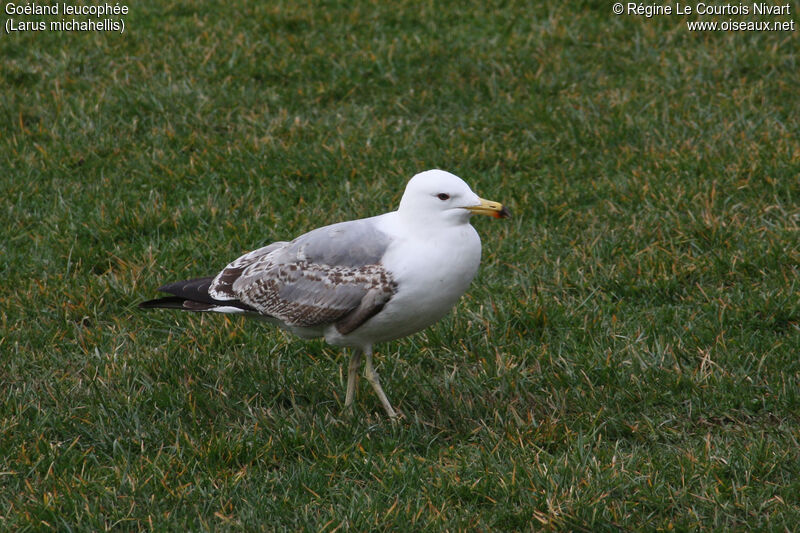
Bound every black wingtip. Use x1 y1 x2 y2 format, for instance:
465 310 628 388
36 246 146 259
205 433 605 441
138 296 189 310
138 276 257 313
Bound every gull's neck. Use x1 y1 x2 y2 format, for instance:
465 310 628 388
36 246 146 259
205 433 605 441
397 208 471 232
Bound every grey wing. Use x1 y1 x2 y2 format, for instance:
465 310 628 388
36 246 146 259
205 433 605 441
208 217 397 330
282 216 394 267
209 242 287 301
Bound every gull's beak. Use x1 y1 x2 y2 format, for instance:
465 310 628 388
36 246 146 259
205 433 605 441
465 198 512 219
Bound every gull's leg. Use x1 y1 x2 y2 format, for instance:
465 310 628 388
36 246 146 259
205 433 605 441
363 346 397 418
344 348 362 410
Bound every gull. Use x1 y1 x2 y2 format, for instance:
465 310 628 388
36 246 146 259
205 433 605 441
139 169 510 417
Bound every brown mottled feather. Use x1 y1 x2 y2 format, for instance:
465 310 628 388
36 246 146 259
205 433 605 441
206 217 397 330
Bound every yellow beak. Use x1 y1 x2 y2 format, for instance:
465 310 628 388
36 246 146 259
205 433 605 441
465 198 512 219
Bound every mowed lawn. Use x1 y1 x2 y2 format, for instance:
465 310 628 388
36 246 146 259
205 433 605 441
2 1 798 530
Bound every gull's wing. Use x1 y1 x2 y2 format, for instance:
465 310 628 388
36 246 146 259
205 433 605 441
208 217 397 332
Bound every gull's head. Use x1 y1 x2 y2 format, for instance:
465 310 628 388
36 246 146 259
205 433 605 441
398 169 511 226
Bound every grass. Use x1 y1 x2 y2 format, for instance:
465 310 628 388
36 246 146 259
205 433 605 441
1 0 798 529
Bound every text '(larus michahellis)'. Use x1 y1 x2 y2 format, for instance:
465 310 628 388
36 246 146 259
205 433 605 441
139 169 511 417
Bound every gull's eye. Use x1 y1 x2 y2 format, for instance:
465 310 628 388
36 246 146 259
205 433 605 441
437 193 450 201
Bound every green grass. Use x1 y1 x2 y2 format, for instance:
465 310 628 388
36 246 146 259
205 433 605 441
2 0 799 529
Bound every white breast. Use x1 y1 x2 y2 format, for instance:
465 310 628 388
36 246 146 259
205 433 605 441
327 216 482 347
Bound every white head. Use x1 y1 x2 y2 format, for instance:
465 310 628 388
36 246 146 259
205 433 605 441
398 169 510 227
